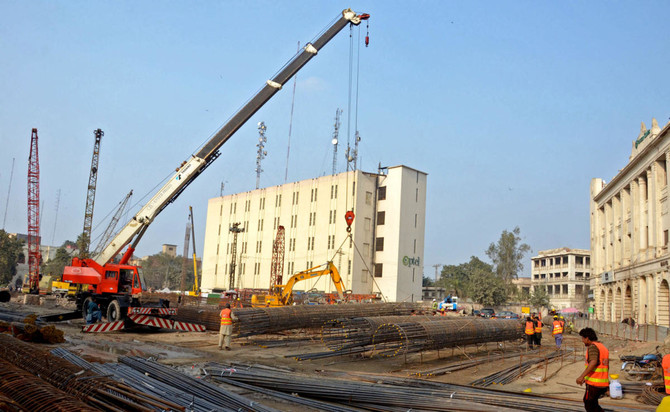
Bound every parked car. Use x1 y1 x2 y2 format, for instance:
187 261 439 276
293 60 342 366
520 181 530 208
497 311 519 319
480 308 496 318
472 310 481 317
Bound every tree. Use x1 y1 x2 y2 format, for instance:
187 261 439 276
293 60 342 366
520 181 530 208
76 232 89 258
467 260 508 307
0 230 23 285
441 256 495 299
142 253 193 290
530 285 550 309
422 276 434 287
486 226 531 292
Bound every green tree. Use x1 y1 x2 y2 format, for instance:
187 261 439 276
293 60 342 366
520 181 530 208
486 226 531 292
142 253 193 290
0 230 23 285
76 232 89 258
42 242 75 278
467 259 508 307
529 285 550 309
422 275 434 287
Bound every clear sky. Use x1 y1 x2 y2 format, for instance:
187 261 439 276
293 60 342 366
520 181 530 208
1 1 669 277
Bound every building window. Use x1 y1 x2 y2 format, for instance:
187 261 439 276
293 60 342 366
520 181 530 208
275 194 281 207
534 274 539 279
413 239 416 253
216 244 220 255
289 238 295 252
362 269 369 283
374 263 383 277
547 285 553 295
331 184 338 199
378 186 386 200
541 259 546 267
365 191 373 205
562 284 568 294
307 237 315 251
329 210 337 224
292 191 299 205
309 212 316 226
365 217 371 231
377 211 385 225
363 242 370 257
348 260 352 275
415 188 418 202
375 237 384 252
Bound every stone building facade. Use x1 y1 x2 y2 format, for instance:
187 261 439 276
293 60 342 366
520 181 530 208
530 248 591 311
200 165 427 302
591 118 670 326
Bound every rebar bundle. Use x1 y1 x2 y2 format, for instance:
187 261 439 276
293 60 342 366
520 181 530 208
0 334 183 411
173 302 418 336
372 318 524 357
0 358 100 412
638 383 665 405
469 350 569 387
321 315 451 350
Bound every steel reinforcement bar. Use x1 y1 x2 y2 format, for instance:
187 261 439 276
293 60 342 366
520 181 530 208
372 318 524 357
173 302 419 336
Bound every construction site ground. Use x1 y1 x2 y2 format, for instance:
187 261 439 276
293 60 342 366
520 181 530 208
1 298 660 411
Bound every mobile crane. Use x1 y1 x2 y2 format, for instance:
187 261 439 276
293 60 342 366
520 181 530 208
62 9 370 327
251 261 345 307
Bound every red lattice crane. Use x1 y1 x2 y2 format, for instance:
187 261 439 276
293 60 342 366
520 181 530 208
27 128 41 293
269 225 285 291
81 128 103 258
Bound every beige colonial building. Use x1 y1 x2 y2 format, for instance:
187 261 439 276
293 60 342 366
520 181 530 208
591 118 670 326
200 165 427 302
531 248 591 311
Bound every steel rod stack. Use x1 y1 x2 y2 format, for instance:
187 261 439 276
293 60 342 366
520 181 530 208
0 334 182 411
469 350 569 387
0 358 100 412
372 318 523 357
204 362 648 412
173 302 418 336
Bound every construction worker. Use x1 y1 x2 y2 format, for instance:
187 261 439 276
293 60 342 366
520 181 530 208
533 314 543 347
552 315 564 349
85 296 102 325
218 303 236 351
576 327 609 412
661 339 670 395
524 316 536 349
432 299 438 310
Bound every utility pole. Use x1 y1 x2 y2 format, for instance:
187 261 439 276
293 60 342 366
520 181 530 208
2 157 14 230
432 264 442 285
256 122 267 189
228 222 245 290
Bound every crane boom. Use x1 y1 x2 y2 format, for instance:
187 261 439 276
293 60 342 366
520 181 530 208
94 9 368 267
81 129 103 258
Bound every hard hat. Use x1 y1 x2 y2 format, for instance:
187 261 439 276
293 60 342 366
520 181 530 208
559 315 564 319
553 315 558 319
432 299 436 302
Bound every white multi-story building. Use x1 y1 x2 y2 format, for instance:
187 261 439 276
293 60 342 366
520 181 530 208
530 248 591 311
591 118 670 325
200 165 427 302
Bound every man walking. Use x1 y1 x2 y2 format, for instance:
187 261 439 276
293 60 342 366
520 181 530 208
525 316 536 349
533 314 543 347
552 315 564 349
218 303 236 351
576 327 609 412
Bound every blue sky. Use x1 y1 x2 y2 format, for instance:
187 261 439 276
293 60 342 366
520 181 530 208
1 1 669 276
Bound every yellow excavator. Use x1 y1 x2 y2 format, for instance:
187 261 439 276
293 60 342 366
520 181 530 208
251 261 345 307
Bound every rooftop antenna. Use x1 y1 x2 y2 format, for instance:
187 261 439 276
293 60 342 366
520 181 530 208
331 108 342 175
2 157 15 230
256 122 267 190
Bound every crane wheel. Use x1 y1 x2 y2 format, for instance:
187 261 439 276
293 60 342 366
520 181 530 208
82 296 94 320
107 300 122 322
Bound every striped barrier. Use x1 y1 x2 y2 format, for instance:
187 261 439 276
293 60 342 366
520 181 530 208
82 320 125 333
128 307 177 316
127 314 205 332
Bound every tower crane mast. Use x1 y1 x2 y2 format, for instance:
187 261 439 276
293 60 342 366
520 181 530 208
27 128 41 293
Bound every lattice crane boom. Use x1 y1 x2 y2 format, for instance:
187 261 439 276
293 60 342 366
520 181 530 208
81 129 103 258
27 128 41 293
269 225 286 291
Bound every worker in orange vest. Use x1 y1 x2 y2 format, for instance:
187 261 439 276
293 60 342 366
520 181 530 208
533 314 543 347
576 327 609 412
218 303 236 351
524 316 536 349
552 315 564 349
662 342 670 395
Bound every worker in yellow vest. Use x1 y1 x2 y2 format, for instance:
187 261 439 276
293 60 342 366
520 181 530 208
552 315 564 350
218 303 237 351
524 316 536 350
576 327 609 412
533 314 543 347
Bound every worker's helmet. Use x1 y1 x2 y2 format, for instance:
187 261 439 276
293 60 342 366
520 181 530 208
432 299 436 302
559 315 564 319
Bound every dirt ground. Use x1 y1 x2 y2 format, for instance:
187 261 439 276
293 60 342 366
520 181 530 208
1 298 661 411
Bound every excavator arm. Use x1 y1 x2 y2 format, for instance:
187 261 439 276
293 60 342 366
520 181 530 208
279 261 345 305
93 9 370 267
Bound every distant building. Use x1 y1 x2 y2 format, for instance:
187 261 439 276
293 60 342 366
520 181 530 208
531 248 591 311
591 117 670 325
422 286 446 301
200 166 427 302
162 244 177 258
513 277 532 296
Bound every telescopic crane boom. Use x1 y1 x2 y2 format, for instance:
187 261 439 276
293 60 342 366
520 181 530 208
62 9 369 321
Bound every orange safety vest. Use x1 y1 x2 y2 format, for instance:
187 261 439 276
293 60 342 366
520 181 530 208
220 308 232 325
663 354 670 394
584 342 609 387
534 320 542 333
525 321 535 335
552 320 563 335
